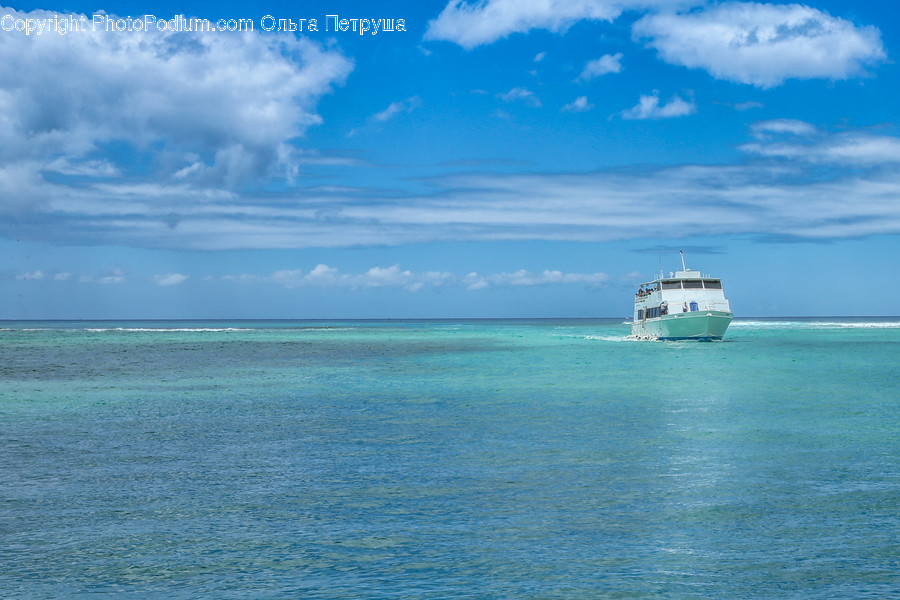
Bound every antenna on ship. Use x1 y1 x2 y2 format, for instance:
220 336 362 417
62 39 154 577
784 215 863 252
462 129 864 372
680 250 687 271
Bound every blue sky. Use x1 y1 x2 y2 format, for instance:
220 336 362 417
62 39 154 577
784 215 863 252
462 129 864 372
2 0 898 318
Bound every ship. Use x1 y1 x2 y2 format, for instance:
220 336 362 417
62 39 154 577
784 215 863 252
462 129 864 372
630 252 732 340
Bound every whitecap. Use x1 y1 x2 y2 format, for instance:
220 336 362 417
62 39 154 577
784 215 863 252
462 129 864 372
585 335 633 342
731 320 900 330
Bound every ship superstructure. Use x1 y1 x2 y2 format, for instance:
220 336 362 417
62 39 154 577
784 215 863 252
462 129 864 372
631 252 732 341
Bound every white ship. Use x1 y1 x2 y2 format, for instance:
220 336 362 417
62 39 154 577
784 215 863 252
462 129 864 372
630 252 733 341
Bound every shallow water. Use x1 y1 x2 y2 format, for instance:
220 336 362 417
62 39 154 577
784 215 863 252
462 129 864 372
2 319 899 598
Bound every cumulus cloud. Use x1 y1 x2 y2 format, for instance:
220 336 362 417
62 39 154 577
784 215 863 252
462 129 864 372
0 4 353 199
577 53 623 80
562 96 594 113
497 87 542 107
633 2 886 88
262 264 452 291
424 0 621 49
223 264 609 291
2 5 898 260
424 0 684 49
620 92 696 119
464 269 609 290
80 268 127 284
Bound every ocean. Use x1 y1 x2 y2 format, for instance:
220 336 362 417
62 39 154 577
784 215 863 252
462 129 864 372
2 318 899 599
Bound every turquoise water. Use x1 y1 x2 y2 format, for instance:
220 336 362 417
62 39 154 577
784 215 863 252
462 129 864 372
2 319 899 599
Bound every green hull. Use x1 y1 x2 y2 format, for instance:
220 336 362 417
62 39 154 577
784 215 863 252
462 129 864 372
632 311 732 341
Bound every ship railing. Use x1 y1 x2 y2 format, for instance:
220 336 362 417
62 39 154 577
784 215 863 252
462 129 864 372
704 301 730 312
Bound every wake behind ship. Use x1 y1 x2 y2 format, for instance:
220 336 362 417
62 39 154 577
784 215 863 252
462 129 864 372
630 252 733 341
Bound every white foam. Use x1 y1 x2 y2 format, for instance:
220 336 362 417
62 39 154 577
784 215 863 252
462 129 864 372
731 320 900 330
83 327 250 333
584 335 633 342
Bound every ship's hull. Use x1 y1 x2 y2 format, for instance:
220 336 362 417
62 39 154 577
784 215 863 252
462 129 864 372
631 310 732 341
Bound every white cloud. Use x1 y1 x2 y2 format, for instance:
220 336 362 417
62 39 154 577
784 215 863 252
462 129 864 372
498 87 542 107
264 264 448 292
303 264 342 285
424 0 684 49
327 146 900 242
425 0 620 49
80 268 126 284
633 2 886 88
2 7 898 264
0 5 353 197
620 92 696 119
464 273 489 290
226 264 607 291
464 269 609 290
741 123 900 166
577 53 623 80
750 119 818 137
372 96 423 122
363 265 415 287
11 138 900 248
562 96 594 113
15 270 73 281
44 158 119 177
734 101 764 111
819 136 900 165
16 270 46 280
154 273 190 286
99 269 127 285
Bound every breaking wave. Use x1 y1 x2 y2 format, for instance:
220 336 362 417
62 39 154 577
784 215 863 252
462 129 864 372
584 335 633 342
731 320 900 330
83 327 249 333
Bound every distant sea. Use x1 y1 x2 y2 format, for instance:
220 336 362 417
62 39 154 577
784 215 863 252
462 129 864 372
2 318 899 599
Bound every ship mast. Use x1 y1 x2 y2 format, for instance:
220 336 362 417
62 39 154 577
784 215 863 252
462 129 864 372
680 250 687 271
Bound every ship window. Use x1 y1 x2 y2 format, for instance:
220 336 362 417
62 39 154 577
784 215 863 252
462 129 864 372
684 280 703 289
703 279 722 289
662 281 681 290
637 309 644 320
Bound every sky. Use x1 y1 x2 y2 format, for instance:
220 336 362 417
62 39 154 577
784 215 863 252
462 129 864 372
1 0 899 319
